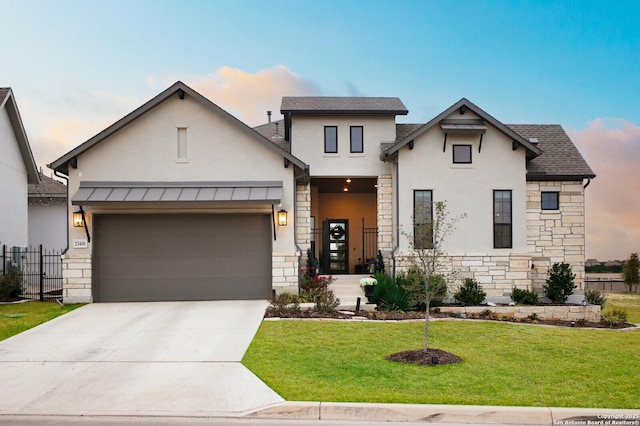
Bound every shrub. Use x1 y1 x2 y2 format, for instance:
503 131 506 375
373 273 411 312
0 265 23 300
299 262 334 301
584 289 606 307
544 262 576 303
601 309 628 327
315 289 340 314
267 292 300 316
511 288 539 305
479 309 493 319
453 278 486 306
395 269 447 310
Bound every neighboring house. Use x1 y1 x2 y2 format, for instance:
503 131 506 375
0 88 40 248
28 172 67 251
49 82 595 303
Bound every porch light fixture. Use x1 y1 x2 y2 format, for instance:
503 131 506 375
277 209 288 226
73 206 91 242
346 178 351 183
343 187 349 192
73 208 85 227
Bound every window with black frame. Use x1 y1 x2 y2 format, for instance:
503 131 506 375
414 190 434 249
494 190 512 248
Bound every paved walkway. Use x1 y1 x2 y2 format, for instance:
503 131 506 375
0 301 283 417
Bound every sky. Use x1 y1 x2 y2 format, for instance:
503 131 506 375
1 0 638 261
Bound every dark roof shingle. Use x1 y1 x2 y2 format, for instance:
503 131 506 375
0 88 10 105
253 120 290 152
28 173 67 197
281 97 408 115
508 124 595 180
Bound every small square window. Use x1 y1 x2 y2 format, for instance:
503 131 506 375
541 192 559 210
453 145 472 164
324 126 337 153
350 126 363 153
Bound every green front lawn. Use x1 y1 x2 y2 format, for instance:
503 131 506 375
603 292 640 323
0 301 84 341
243 320 639 408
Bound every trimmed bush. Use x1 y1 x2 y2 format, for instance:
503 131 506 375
315 289 340 314
584 289 606 307
544 262 576 303
511 288 539 305
454 278 486 306
0 265 23 301
373 273 411 312
267 292 300 316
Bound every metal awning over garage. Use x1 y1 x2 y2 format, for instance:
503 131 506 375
71 181 283 205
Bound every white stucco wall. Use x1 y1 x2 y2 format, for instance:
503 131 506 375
28 200 67 251
290 115 395 177
396 111 529 256
65 95 298 257
0 107 29 248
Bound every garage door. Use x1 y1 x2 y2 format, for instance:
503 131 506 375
93 214 272 302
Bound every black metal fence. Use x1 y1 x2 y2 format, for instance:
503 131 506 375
1 245 63 301
585 278 638 293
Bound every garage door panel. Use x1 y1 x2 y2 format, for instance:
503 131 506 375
93 214 272 302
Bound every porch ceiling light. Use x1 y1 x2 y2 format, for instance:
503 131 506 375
343 187 349 192
277 209 288 226
346 178 352 183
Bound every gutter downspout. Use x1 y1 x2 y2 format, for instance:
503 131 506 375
53 170 70 255
583 177 592 189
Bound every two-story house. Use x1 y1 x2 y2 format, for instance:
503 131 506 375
50 82 594 303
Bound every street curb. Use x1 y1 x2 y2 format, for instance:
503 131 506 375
247 401 640 424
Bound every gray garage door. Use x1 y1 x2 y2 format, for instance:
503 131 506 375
93 214 272 302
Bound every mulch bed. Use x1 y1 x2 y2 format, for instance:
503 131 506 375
386 348 463 366
265 308 635 329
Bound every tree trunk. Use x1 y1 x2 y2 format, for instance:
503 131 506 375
423 299 430 351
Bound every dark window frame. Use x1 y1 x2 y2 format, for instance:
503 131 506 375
350 126 363 153
453 144 472 164
324 126 338 153
541 191 560 210
413 190 434 249
493 190 512 249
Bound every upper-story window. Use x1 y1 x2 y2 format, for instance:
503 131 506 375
324 126 338 153
350 126 363 153
453 145 472 164
541 192 559 210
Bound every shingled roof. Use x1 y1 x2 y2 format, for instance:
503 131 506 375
253 120 290 152
281 97 408 115
508 124 595 180
0 88 9 104
28 173 67 198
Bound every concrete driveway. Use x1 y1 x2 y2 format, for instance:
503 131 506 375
0 301 283 417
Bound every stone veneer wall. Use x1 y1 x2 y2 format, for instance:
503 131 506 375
439 305 601 323
377 175 393 271
394 253 533 298
526 181 586 291
62 254 92 303
273 183 312 295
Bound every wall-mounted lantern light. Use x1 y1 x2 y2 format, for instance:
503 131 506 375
73 208 85 227
73 206 91 242
277 209 288 226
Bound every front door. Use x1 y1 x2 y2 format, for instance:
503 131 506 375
322 219 349 274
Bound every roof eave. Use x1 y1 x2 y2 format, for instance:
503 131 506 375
3 90 40 184
48 81 309 175
385 98 543 158
526 173 596 181
280 109 408 116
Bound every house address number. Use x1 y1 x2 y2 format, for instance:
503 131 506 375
73 239 88 249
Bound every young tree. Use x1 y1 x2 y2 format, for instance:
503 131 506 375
622 252 640 292
403 201 466 351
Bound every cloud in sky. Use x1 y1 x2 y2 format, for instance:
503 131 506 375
153 65 320 126
568 119 640 261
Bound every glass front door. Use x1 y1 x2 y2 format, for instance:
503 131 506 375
322 219 349 274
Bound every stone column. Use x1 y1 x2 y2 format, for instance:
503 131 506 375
377 175 393 271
